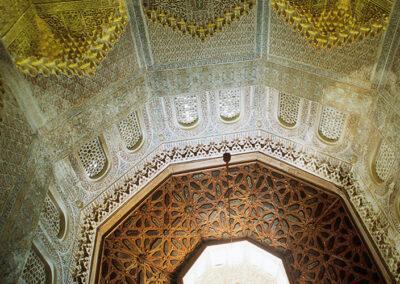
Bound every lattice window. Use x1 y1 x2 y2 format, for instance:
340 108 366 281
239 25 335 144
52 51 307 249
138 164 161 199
218 88 241 122
174 95 199 127
118 111 143 150
318 106 346 142
41 194 63 238
277 93 300 127
78 137 108 179
374 141 396 182
21 248 49 284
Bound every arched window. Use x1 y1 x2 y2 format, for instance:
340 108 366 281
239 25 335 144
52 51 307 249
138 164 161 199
277 92 300 128
174 95 199 128
373 140 396 182
318 106 346 143
218 88 241 122
21 247 51 284
40 193 65 239
118 111 143 151
78 137 108 179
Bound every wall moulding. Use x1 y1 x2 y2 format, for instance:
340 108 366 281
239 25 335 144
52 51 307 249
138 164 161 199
69 132 399 283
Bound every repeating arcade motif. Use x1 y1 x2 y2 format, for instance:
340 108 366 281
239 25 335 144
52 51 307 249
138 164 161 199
173 95 199 127
99 162 384 283
118 111 143 151
21 248 49 284
318 106 346 142
77 137 108 179
40 194 63 238
374 140 396 182
278 93 300 127
218 88 241 122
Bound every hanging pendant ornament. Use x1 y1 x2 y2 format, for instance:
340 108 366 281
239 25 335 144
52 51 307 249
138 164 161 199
271 0 391 49
143 0 255 41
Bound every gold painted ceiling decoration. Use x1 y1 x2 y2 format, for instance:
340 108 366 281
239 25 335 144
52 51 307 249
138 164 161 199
271 0 392 49
1 0 128 77
142 0 255 40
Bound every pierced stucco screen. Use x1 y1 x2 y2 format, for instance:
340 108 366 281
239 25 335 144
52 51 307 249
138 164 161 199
182 241 289 284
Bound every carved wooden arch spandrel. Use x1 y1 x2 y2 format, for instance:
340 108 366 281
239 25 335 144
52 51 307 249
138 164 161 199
98 162 386 283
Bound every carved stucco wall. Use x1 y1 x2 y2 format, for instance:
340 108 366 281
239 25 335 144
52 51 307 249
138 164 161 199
26 26 140 127
147 7 257 69
44 83 396 283
6 58 395 283
3 59 398 284
1 1 399 283
268 11 382 89
0 58 50 283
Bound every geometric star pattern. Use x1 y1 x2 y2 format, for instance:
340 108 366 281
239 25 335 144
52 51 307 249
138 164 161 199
99 162 384 283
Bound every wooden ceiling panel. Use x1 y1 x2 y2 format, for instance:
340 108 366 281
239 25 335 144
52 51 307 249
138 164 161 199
98 162 385 283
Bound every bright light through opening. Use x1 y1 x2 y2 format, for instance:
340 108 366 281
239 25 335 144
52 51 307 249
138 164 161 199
182 240 290 284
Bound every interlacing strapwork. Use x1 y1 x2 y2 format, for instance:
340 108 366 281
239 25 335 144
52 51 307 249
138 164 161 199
174 95 199 127
374 140 396 182
78 137 107 179
98 163 384 283
277 93 300 127
218 88 241 121
40 194 62 238
21 248 48 284
118 112 143 150
318 106 346 142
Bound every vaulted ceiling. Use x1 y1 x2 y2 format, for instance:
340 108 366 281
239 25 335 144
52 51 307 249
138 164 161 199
0 0 399 283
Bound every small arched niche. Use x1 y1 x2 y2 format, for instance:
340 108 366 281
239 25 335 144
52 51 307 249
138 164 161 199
21 245 53 284
317 106 346 143
174 95 199 128
277 92 300 128
372 140 396 183
78 136 109 179
40 191 66 239
218 88 241 123
118 111 144 151
177 240 290 284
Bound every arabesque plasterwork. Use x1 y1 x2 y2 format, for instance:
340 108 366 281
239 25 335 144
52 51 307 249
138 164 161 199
0 0 399 283
31 82 397 283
